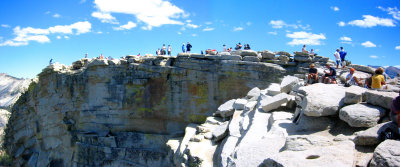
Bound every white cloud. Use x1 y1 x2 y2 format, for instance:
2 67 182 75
91 12 119 24
378 6 400 20
64 36 69 39
186 23 199 29
286 31 326 46
93 0 187 29
233 27 243 31
56 36 61 39
340 36 352 41
53 13 61 18
186 20 192 23
0 21 91 47
202 27 214 31
361 41 377 48
268 31 278 35
395 46 400 50
369 55 378 59
1 24 10 28
113 21 137 30
270 20 286 28
338 21 346 27
331 6 340 11
348 15 395 28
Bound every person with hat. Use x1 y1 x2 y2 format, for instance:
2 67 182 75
345 68 362 87
307 63 318 85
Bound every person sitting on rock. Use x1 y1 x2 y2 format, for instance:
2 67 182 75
302 45 309 53
322 64 337 84
381 92 400 141
235 42 242 50
310 49 315 57
391 92 400 137
307 63 318 85
345 68 362 87
371 67 386 90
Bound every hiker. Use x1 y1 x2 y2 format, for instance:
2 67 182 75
85 53 88 58
339 47 347 68
334 49 340 68
100 54 104 59
229 47 233 52
244 44 251 50
322 64 337 84
168 45 172 56
345 68 362 87
182 43 185 53
201 50 204 55
49 59 53 65
307 63 318 85
156 48 160 56
162 44 166 55
186 42 192 54
235 42 242 50
302 45 308 53
223 44 227 52
371 67 386 90
310 49 315 57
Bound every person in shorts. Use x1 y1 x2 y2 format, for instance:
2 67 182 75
307 63 318 85
322 64 337 84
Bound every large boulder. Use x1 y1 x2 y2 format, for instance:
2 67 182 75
370 140 400 167
349 64 376 74
260 93 289 112
344 86 368 104
294 54 312 62
339 103 386 127
280 76 299 93
298 84 346 117
247 87 261 101
242 56 260 62
220 55 242 61
240 50 258 57
87 59 109 67
261 50 275 59
266 83 281 96
353 122 397 146
216 99 236 118
275 51 292 57
233 99 248 110
219 52 231 56
312 56 329 63
212 122 229 142
365 90 398 110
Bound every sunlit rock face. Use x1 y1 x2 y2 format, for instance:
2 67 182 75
4 56 285 166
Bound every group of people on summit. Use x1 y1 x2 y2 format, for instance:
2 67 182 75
306 45 388 90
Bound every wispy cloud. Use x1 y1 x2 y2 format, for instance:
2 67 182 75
1 24 10 28
362 41 377 48
340 36 352 42
331 6 340 11
269 20 310 30
93 0 187 30
395 46 400 50
233 27 243 31
286 31 326 46
202 27 214 31
378 6 400 20
347 15 395 28
268 31 278 35
52 13 61 18
0 21 91 47
369 55 378 59
113 21 137 30
186 23 199 29
338 21 346 27
91 12 119 24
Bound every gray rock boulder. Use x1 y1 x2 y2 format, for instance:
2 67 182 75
353 122 397 146
298 83 346 117
240 50 258 57
219 52 231 56
87 59 109 67
275 51 292 57
266 83 281 96
261 50 275 59
247 87 261 101
212 122 229 142
344 86 368 104
349 64 376 74
233 99 248 110
294 54 312 62
242 56 260 62
280 76 299 93
216 99 236 118
220 55 242 61
260 93 289 112
339 103 386 127
277 55 289 63
365 90 398 110
370 140 400 167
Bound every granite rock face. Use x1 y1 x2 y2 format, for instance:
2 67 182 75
4 56 285 166
0 73 31 108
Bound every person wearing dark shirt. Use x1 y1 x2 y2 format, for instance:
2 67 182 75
322 64 337 84
339 47 347 68
307 63 318 85
186 42 192 54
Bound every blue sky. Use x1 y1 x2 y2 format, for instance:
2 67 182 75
0 0 399 78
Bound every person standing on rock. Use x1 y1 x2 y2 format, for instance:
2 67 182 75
182 43 185 53
168 45 172 56
322 64 337 84
186 42 192 54
334 49 341 68
339 47 347 68
223 44 227 52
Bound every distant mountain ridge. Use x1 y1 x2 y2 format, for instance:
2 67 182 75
367 65 400 78
0 73 31 108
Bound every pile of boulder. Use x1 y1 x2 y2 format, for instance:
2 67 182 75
168 75 400 167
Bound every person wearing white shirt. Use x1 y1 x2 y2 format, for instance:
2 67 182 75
334 49 340 68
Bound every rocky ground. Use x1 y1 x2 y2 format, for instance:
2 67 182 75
169 75 400 167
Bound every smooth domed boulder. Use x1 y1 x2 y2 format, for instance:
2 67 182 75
370 139 400 167
240 50 258 57
280 76 299 93
339 103 386 127
298 84 346 117
261 50 275 59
